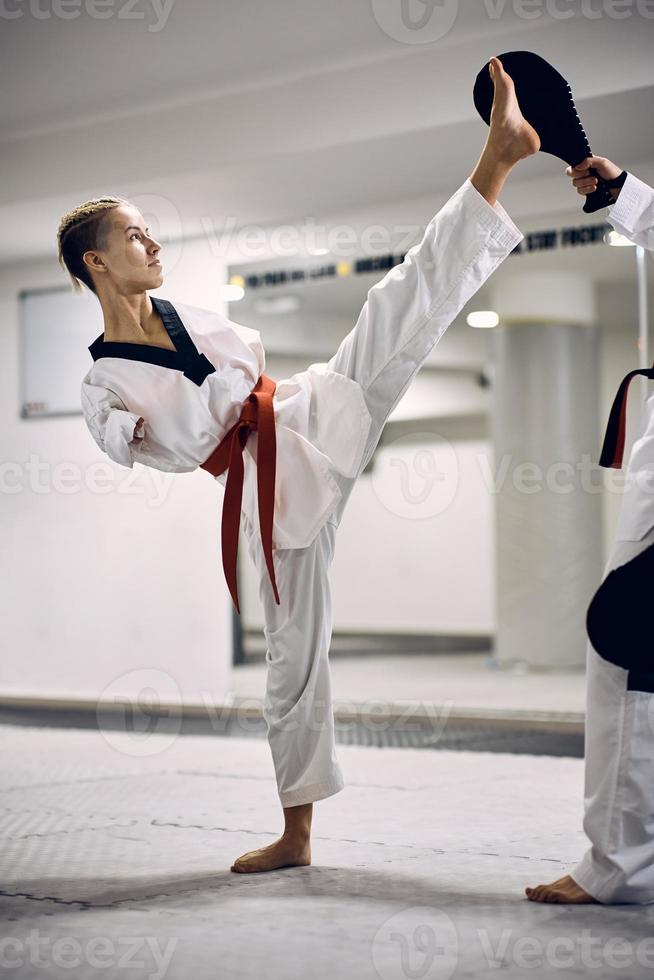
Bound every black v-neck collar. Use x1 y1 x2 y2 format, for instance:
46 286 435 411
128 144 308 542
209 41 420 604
88 296 216 387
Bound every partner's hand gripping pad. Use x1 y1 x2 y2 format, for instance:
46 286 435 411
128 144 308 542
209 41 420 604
473 50 614 213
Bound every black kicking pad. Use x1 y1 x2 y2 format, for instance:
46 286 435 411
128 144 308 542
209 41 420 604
586 540 654 672
473 50 614 213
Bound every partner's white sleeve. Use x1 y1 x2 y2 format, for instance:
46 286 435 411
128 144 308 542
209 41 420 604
606 172 654 252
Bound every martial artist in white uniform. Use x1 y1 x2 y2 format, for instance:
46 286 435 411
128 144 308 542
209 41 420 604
528 162 654 905
69 57 538 873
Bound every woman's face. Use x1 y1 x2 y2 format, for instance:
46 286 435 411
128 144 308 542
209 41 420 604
84 204 163 294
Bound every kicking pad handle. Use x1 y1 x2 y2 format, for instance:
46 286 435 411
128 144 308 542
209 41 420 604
583 168 628 214
582 168 613 213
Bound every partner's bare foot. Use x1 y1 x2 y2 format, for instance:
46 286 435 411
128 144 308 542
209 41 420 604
231 835 311 874
526 874 598 904
488 56 541 164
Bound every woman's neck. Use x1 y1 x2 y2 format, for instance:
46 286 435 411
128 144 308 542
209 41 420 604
100 292 158 343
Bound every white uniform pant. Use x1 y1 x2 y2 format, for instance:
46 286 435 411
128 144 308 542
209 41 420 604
570 525 654 904
243 179 522 807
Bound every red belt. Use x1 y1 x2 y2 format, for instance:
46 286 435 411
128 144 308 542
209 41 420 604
600 364 654 469
200 374 280 614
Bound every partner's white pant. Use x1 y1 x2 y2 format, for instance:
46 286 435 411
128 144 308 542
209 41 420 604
243 178 523 807
571 525 654 904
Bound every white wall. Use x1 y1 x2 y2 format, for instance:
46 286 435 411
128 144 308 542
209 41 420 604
0 242 234 706
238 282 648 638
330 438 494 634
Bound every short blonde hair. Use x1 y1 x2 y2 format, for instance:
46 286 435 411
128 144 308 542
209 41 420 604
56 196 129 294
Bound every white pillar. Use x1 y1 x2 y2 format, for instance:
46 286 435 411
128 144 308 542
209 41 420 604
490 272 602 670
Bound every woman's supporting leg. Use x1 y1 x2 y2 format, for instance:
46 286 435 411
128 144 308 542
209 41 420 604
527 526 654 904
231 518 341 873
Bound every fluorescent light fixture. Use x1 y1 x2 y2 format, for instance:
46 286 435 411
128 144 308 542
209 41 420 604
253 295 301 315
466 310 499 329
604 230 635 247
222 284 245 302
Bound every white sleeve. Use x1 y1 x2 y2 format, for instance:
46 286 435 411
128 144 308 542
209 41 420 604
81 380 146 469
328 178 523 392
606 172 654 252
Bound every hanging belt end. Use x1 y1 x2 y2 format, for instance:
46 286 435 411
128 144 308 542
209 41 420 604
599 433 625 470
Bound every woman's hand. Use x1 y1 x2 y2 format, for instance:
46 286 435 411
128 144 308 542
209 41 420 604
565 155 623 198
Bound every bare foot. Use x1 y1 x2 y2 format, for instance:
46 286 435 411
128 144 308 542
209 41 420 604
526 874 598 904
231 834 311 874
487 56 541 165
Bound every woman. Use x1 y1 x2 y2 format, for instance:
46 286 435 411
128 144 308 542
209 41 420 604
59 57 536 874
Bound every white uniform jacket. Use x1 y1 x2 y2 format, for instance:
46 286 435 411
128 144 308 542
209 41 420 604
81 297 373 550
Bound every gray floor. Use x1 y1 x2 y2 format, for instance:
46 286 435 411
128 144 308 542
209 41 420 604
2 723 652 980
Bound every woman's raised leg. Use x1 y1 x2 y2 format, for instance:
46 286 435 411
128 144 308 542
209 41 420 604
326 56 537 487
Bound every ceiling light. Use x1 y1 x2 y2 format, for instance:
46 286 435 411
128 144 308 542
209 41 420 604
466 310 499 329
222 284 245 302
253 295 301 315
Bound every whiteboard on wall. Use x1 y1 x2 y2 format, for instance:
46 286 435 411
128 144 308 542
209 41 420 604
19 286 103 418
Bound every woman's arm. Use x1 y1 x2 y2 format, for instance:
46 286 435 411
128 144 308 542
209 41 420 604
81 379 147 469
567 156 654 252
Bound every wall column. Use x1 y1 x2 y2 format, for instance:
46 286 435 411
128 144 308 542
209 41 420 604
489 271 602 669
